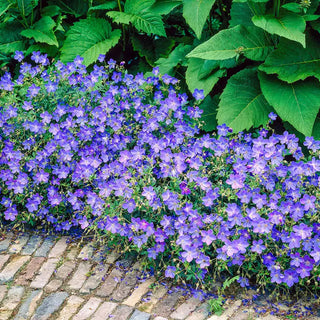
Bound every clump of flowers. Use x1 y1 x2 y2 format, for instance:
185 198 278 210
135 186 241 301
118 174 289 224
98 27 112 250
1 52 320 294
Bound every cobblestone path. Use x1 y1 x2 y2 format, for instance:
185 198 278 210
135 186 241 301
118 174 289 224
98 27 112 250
0 232 318 320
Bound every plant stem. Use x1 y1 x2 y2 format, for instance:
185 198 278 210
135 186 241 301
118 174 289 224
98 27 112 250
273 0 281 17
117 0 126 51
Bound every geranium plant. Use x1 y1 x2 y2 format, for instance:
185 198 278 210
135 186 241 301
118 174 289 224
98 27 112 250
0 52 320 295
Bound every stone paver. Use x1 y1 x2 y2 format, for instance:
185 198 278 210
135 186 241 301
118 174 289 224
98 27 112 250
77 243 94 260
152 290 182 317
0 286 25 311
105 250 120 264
0 256 30 284
138 284 168 313
30 258 59 289
55 260 75 280
21 235 42 255
229 308 255 320
110 304 134 320
96 267 123 297
48 237 68 258
185 303 210 320
34 237 55 257
65 246 79 260
67 261 92 290
0 285 7 303
44 279 62 293
56 295 84 320
129 309 150 320
0 254 10 270
112 262 141 302
15 257 46 286
14 290 43 320
8 235 29 254
170 297 202 319
80 265 109 294
31 292 69 320
123 277 155 307
91 301 118 320
0 234 14 253
72 297 102 320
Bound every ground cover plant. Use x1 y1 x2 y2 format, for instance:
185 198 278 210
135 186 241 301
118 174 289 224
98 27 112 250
1 53 320 298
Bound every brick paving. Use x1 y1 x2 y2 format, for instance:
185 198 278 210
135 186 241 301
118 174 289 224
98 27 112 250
0 232 318 320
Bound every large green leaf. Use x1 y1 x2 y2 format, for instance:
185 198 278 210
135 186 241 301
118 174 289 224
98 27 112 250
199 95 219 132
229 1 266 27
60 18 121 66
131 34 174 65
182 0 216 39
107 0 166 37
21 16 58 47
186 58 225 97
150 0 182 15
259 72 320 136
187 25 273 61
0 21 24 54
259 34 320 83
217 68 272 132
252 11 306 47
312 118 320 140
156 43 192 75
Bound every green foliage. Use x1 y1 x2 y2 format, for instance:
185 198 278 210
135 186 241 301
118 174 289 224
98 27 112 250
21 16 58 46
259 72 320 136
60 18 121 66
107 0 166 36
183 0 216 39
218 68 272 132
208 276 240 315
185 0 320 137
1 0 320 138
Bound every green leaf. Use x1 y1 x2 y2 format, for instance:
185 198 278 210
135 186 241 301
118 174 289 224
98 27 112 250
217 68 272 132
303 15 320 22
21 16 58 47
182 0 216 39
198 95 219 132
88 2 117 13
17 0 38 17
107 0 166 37
0 21 24 54
41 5 61 17
187 25 273 61
150 0 182 15
198 59 238 79
0 0 14 17
155 43 192 75
25 43 58 57
186 58 225 97
131 34 174 65
259 34 320 83
60 18 121 66
252 11 306 47
259 72 320 136
229 1 266 27
281 3 300 13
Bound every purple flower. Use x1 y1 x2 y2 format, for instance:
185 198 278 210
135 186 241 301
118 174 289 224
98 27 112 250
192 89 204 101
14 51 24 62
165 266 176 278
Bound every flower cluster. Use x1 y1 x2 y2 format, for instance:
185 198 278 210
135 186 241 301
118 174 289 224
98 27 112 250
1 52 320 292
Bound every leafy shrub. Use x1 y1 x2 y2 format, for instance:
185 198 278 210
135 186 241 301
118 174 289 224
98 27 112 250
1 53 320 295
